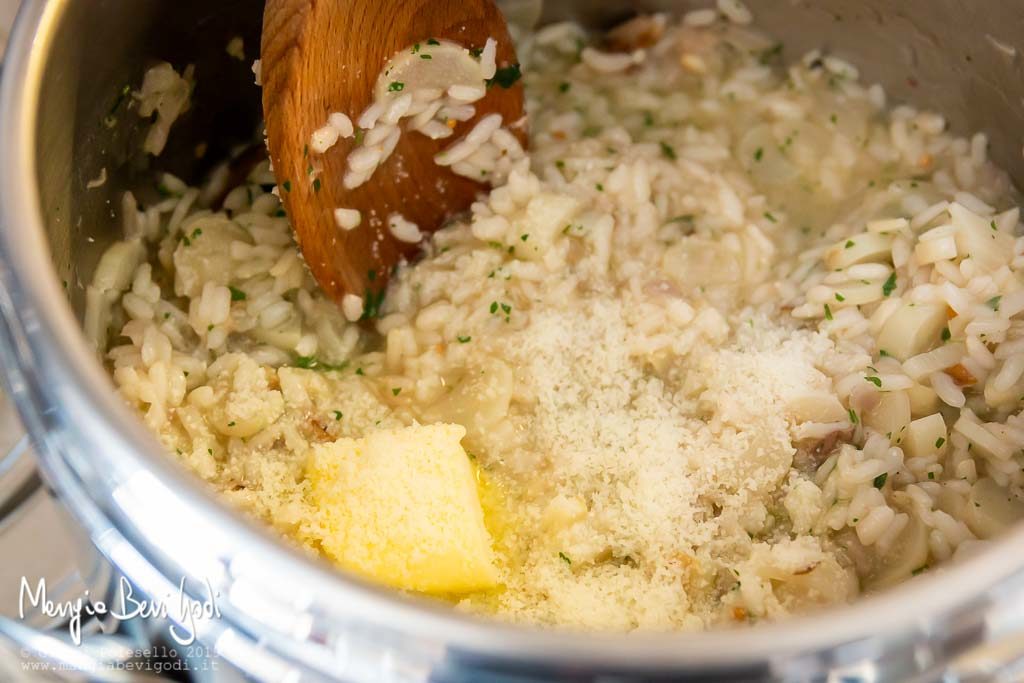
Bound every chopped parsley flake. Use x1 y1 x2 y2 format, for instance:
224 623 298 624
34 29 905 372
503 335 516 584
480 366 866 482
754 147 764 161
312 178 321 193
864 375 882 387
392 387 402 396
420 54 432 60
333 410 343 421
873 472 888 489
559 82 571 93
879 349 891 357
882 272 897 297
935 437 946 448
360 287 386 320
848 407 858 424
457 335 472 343
660 142 677 160
490 301 498 314
759 42 783 64
986 295 1002 311
427 38 440 46
295 355 349 372
229 286 246 301
388 81 405 92
764 211 777 223
282 180 292 192
941 327 951 341
558 552 572 565
845 240 855 249
991 220 998 231
486 63 522 89
521 233 529 241
835 293 845 302
824 303 833 320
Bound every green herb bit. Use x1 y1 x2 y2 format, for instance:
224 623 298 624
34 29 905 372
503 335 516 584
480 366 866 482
865 375 882 387
360 287 386 320
388 81 405 92
427 38 440 45
660 141 677 160
312 178 321 193
489 301 499 314
282 180 292 193
420 54 432 60
824 303 833 320
520 234 529 242
392 387 402 396
848 407 858 424
935 437 946 448
764 211 777 223
879 349 891 357
558 552 572 565
106 83 132 117
754 147 764 162
845 240 855 249
881 272 897 297
595 183 604 192
643 111 654 127
987 295 1002 311
486 63 522 89
991 220 998 231
457 335 472 344
835 293 845 302
558 82 571 93
873 472 888 489
941 327 951 342
333 410 343 420
229 285 247 301
758 42 783 64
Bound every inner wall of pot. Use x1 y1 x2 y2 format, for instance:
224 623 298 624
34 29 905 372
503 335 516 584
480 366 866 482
34 0 1024 324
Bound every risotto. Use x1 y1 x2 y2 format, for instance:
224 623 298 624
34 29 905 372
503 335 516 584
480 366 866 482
87 6 1024 631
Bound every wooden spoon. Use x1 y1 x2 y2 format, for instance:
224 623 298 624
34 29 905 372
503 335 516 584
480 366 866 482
261 0 526 310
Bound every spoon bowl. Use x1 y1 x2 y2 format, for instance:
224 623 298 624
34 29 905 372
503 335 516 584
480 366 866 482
261 0 526 308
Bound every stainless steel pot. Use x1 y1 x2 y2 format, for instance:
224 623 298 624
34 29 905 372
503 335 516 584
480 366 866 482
4 1 1024 680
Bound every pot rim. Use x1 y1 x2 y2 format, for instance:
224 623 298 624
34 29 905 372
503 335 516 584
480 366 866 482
2 0 1023 676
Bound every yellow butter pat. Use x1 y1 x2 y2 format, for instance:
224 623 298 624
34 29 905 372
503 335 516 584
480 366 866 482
305 423 499 594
